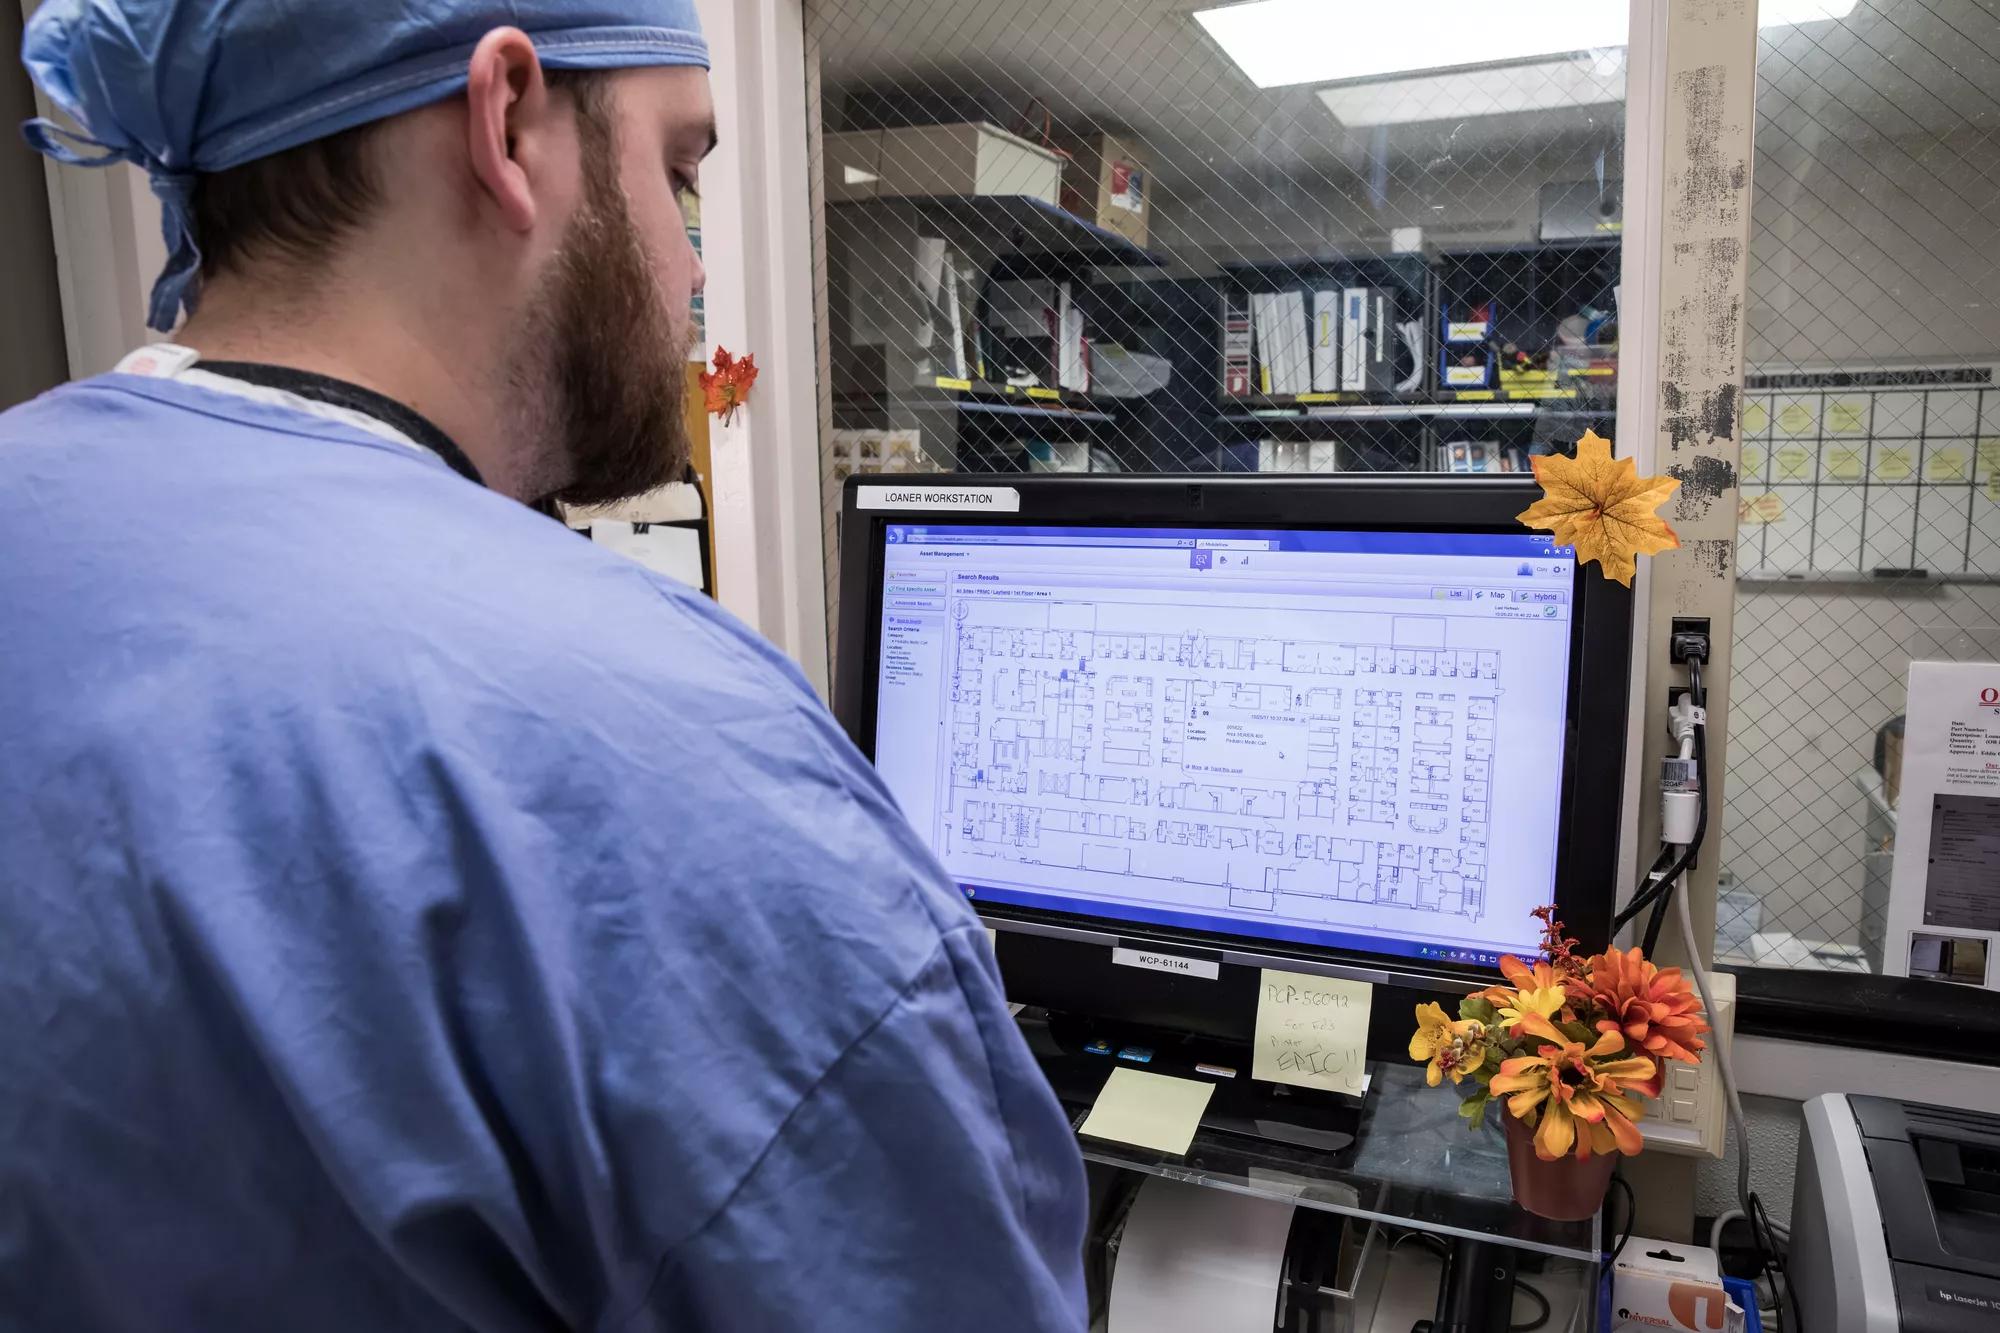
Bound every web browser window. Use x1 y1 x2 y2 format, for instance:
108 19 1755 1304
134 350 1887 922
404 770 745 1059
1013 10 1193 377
873 524 1578 964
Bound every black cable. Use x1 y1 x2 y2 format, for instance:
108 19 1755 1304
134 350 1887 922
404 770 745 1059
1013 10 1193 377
1608 1173 1636 1264
1510 1279 1551 1332
1618 656 1709 950
1642 717 1706 954
1748 1192 1794 1333
1612 844 1681 931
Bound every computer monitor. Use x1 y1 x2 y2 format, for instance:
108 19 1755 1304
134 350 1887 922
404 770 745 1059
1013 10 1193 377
834 474 1631 996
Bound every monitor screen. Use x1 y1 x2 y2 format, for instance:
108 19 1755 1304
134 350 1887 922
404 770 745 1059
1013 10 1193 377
871 522 1580 969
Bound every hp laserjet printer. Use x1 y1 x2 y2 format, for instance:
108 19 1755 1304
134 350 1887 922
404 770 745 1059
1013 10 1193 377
1792 1093 2000 1331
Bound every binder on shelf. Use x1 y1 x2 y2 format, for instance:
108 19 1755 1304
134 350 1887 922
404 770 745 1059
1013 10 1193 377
1250 292 1276 394
1222 292 1253 398
1259 440 1337 473
1340 288 1392 392
1252 290 1309 397
1311 290 1341 394
1056 281 1089 393
1275 290 1309 395
942 259 968 381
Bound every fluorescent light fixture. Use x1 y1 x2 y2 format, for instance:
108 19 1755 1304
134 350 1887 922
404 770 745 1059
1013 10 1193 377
1194 0 1858 90
843 165 881 186
1317 57 1625 128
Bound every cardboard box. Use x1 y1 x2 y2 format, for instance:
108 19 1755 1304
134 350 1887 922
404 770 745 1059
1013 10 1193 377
1611 1239 1746 1332
1058 131 1151 246
824 123 1064 205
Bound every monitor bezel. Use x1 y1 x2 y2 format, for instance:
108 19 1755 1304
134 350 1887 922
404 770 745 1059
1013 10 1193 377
834 473 1632 994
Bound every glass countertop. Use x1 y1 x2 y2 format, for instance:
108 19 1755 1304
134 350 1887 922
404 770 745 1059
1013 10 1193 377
1039 1037 1600 1262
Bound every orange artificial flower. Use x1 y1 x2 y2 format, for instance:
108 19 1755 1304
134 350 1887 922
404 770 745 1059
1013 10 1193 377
1489 1015 1657 1161
700 346 760 425
1580 947 1710 1072
1481 955 1571 1033
1516 430 1680 586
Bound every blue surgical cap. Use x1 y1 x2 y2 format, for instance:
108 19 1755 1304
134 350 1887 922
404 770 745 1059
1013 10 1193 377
20 1 710 332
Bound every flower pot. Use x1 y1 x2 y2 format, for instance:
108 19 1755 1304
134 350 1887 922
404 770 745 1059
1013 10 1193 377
1504 1114 1616 1221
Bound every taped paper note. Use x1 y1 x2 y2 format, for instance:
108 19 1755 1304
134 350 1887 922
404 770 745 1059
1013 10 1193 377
1738 493 1783 525
1253 969 1372 1096
1079 1068 1215 1156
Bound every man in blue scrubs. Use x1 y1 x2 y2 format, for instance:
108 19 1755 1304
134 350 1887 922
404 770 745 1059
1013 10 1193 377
0 3 1086 1329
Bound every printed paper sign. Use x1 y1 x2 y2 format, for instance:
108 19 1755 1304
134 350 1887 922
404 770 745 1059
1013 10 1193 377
1885 662 2000 991
1253 969 1372 1096
856 485 1021 512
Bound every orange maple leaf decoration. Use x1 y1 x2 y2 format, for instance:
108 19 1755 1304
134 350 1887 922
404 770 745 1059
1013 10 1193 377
699 347 759 425
1517 430 1680 587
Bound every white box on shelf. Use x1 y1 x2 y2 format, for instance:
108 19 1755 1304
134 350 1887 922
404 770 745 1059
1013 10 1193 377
827 123 1065 205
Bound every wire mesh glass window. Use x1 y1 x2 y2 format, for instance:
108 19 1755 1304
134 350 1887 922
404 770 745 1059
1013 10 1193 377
805 0 1633 629
1719 0 2000 977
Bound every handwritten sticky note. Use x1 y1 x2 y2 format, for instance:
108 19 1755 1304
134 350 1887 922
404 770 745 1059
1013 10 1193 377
1743 402 1769 435
1079 1068 1215 1156
1825 446 1865 482
1927 447 1970 483
1827 400 1868 435
1254 969 1372 1096
1778 402 1816 435
1775 446 1812 480
1876 445 1915 482
1976 439 2000 481
1741 445 1766 478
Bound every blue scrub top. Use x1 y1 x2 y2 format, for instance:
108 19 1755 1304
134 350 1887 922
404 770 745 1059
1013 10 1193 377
0 374 1088 1331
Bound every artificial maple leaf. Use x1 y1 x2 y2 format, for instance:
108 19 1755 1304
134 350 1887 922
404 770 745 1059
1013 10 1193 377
699 347 759 425
1516 430 1680 587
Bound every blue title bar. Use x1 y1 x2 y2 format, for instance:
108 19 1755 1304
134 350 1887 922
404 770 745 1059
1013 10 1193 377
887 523 1574 560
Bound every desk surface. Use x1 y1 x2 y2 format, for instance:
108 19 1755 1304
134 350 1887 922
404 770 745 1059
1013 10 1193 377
1059 1057 1602 1262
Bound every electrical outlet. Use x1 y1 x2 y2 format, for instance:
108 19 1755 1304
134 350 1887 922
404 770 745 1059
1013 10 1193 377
1637 970 1735 1158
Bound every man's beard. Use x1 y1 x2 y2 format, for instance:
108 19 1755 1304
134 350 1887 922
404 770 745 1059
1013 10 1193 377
529 98 692 509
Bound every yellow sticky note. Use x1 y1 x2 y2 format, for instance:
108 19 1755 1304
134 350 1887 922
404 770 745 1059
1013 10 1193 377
1826 400 1868 435
1927 447 1970 483
1825 447 1865 481
1078 1068 1215 1156
1778 402 1816 435
1743 402 1769 435
1989 473 2000 502
1254 969 1372 1096
1741 445 1766 478
1976 439 2000 480
1875 445 1915 482
1775 446 1812 480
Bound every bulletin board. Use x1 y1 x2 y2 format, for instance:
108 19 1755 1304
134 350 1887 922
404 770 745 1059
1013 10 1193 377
1736 383 2000 578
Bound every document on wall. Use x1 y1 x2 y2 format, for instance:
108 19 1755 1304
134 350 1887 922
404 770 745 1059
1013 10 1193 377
1884 662 2000 989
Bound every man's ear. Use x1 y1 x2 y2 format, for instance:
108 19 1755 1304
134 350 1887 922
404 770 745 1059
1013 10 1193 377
464 27 549 233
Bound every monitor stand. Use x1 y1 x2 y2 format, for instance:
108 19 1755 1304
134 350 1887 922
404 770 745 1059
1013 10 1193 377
1021 1009 1364 1155
1414 1236 1520 1333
